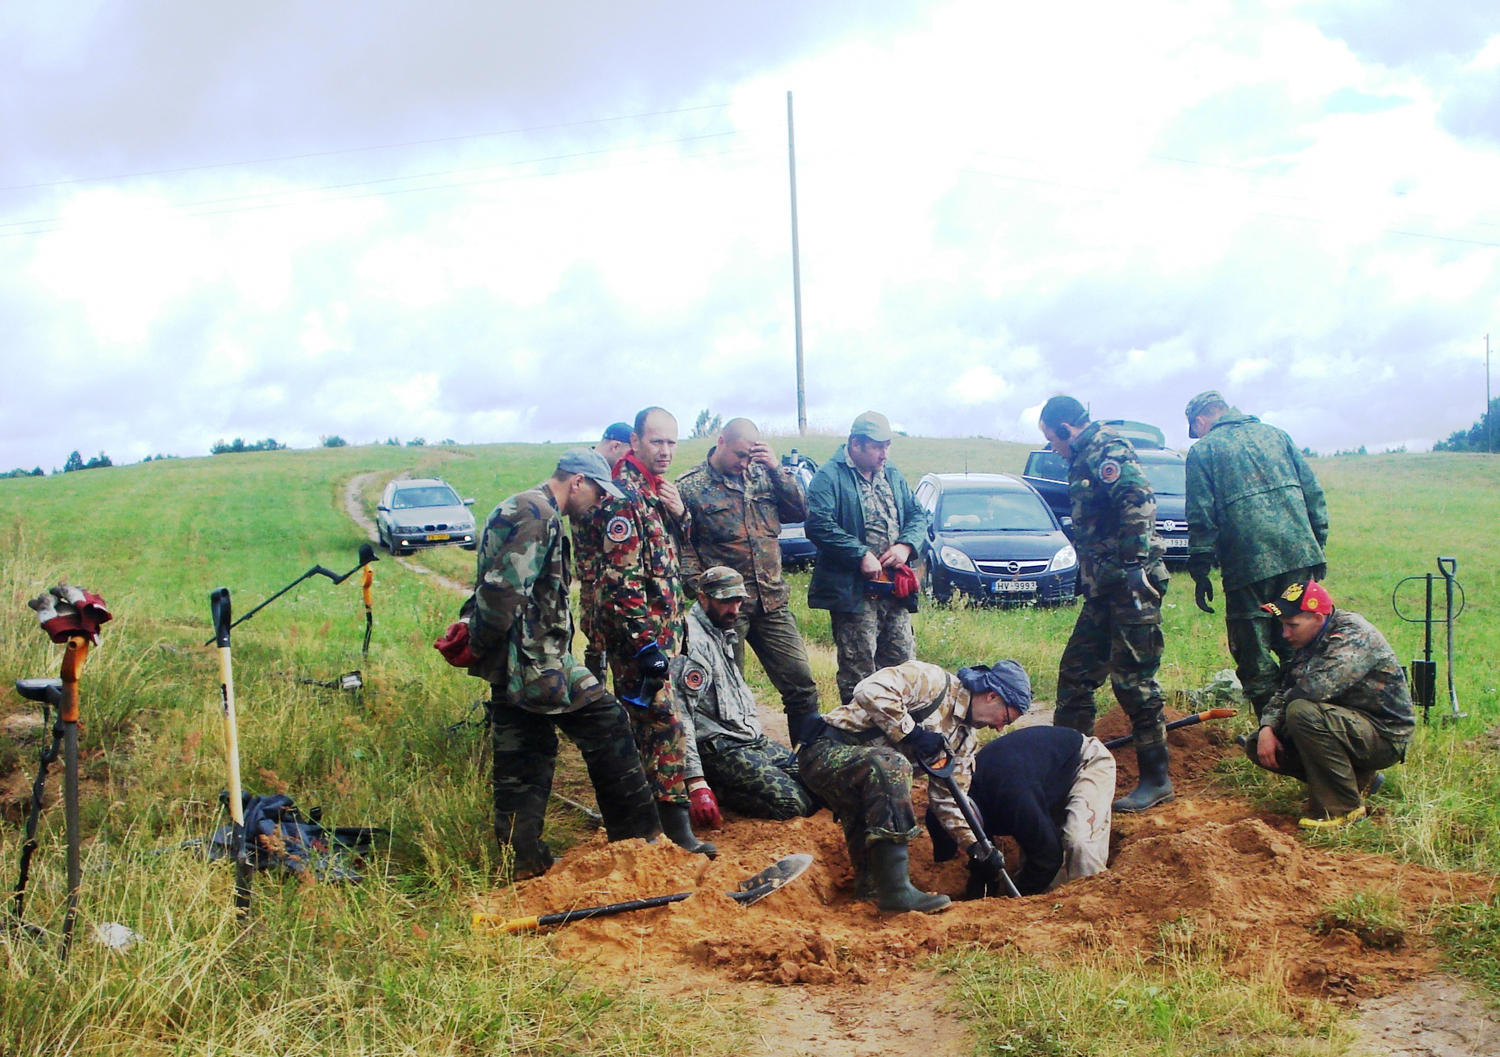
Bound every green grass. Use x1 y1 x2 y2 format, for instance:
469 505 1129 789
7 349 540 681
2 440 1499 1054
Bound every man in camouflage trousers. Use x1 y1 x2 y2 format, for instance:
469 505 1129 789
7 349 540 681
672 567 818 825
1039 396 1173 813
467 449 660 878
678 417 822 746
575 422 636 682
805 411 929 705
797 658 1033 913
1246 579 1413 830
582 406 715 857
1184 391 1330 719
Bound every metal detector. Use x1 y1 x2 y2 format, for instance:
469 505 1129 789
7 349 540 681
203 543 378 645
1392 556 1467 724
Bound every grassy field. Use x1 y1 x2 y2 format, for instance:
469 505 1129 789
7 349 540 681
0 437 1497 1054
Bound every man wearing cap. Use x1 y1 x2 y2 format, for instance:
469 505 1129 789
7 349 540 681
928 725 1115 897
582 406 716 858
576 422 638 682
672 566 818 824
1183 391 1330 720
797 658 1033 913
1247 580 1413 829
1038 396 1173 813
677 417 822 747
468 449 661 877
804 411 930 706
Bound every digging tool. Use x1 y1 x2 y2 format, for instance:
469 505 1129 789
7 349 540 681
56 637 88 957
211 588 253 916
361 562 374 656
471 853 813 933
10 678 64 941
1438 557 1466 723
914 754 1022 899
203 543 378 644
550 792 604 830
1102 708 1238 750
1393 558 1467 725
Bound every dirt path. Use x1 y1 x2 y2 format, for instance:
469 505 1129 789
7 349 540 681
744 972 973 1057
1353 974 1500 1056
342 471 468 594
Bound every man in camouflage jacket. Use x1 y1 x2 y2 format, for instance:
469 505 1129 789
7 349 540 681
797 658 1032 913
1039 396 1173 813
678 417 821 746
574 422 635 682
672 567 818 824
1183 391 1330 718
468 449 659 878
1247 579 1413 829
580 407 715 857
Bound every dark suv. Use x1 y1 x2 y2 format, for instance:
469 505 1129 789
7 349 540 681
912 473 1077 604
776 450 819 570
1020 421 1189 564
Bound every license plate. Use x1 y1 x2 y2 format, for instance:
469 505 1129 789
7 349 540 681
992 580 1037 593
426 533 451 541
1166 539 1188 549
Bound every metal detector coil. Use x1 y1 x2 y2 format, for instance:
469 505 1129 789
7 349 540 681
1392 556 1467 724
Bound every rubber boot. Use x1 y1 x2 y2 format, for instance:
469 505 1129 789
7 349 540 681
869 841 950 915
1113 743 1175 813
848 842 876 902
657 801 717 859
1053 707 1096 738
510 839 554 880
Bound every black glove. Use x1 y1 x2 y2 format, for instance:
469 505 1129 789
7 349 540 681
901 725 947 763
1193 574 1215 614
1122 562 1160 608
623 643 670 708
967 844 1004 883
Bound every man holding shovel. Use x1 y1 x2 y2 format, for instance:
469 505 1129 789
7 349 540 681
797 658 1032 913
469 449 661 878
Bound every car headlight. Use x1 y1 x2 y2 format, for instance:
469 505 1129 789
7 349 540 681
1048 544 1077 572
939 545 977 573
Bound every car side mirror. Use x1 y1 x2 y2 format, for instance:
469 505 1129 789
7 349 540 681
463 497 475 506
377 504 389 512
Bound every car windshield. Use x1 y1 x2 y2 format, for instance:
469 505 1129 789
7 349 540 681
1140 460 1186 495
939 491 1054 532
1026 451 1069 482
393 485 461 509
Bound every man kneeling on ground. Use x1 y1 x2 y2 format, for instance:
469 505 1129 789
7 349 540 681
672 567 819 826
928 725 1115 897
797 658 1032 914
1247 579 1414 830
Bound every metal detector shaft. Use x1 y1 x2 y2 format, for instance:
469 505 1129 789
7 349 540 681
203 544 378 644
59 636 90 960
1439 557 1465 721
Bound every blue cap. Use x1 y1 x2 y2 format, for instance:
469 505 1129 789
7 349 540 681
602 422 633 443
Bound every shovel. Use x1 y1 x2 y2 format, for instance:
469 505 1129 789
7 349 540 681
915 754 1022 899
1102 708 1237 749
471 853 813 933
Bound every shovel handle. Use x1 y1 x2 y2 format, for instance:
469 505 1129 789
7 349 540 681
1102 708 1237 750
362 565 373 607
473 890 694 932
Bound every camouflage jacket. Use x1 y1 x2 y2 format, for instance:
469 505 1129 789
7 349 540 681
466 485 598 713
672 602 765 780
1263 609 1414 748
572 500 606 588
1184 409 1329 592
1066 421 1167 597
677 453 807 610
591 457 691 654
823 660 980 851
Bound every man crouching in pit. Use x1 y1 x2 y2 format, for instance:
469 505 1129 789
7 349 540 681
796 659 1032 914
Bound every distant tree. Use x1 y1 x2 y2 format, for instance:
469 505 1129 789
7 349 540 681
1 467 43 479
406 437 426 447
321 435 348 448
62 451 85 473
83 452 113 469
1300 447 1318 458
439 438 456 446
211 438 284 455
690 409 722 440
1433 397 1500 453
384 437 400 446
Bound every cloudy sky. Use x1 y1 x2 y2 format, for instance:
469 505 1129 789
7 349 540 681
3 0 1499 470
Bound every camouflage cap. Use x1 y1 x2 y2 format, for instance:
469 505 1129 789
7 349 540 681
1261 579 1334 619
1184 390 1227 422
556 448 624 499
698 566 750 600
850 410 895 442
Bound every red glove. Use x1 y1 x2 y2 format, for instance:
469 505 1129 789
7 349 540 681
433 620 477 667
892 562 920 600
688 784 722 829
28 584 112 644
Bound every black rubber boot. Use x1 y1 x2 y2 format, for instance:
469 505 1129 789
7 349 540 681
1113 743 1175 813
848 842 876 902
869 841 950 914
657 801 717 859
497 811 554 880
1053 707 1096 738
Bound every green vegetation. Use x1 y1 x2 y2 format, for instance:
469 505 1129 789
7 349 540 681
1 437 1497 1053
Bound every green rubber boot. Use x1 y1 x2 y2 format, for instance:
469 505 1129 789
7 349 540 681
1113 743 1175 813
657 801 717 859
870 841 950 915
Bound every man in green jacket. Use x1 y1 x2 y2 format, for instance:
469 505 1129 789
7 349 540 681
1184 391 1329 719
805 411 930 705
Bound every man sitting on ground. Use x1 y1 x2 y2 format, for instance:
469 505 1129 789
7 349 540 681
671 567 818 826
1246 580 1414 830
928 724 1115 896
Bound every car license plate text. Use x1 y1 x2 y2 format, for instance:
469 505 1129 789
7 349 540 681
1166 539 1188 549
993 580 1037 593
427 533 451 541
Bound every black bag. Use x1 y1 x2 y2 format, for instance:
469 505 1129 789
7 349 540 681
210 793 380 882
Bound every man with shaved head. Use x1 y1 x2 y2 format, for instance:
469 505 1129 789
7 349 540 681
679 418 821 761
581 406 716 858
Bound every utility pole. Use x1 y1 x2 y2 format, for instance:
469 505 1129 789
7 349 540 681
787 90 807 435
1487 333 1492 454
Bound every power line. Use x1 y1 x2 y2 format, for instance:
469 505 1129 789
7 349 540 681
0 102 733 196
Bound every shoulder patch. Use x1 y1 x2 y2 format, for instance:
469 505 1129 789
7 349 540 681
605 516 633 543
682 663 707 692
1098 460 1121 484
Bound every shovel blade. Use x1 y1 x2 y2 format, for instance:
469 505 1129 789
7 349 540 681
729 853 813 906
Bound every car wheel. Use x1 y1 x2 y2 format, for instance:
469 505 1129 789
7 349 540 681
922 558 953 605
